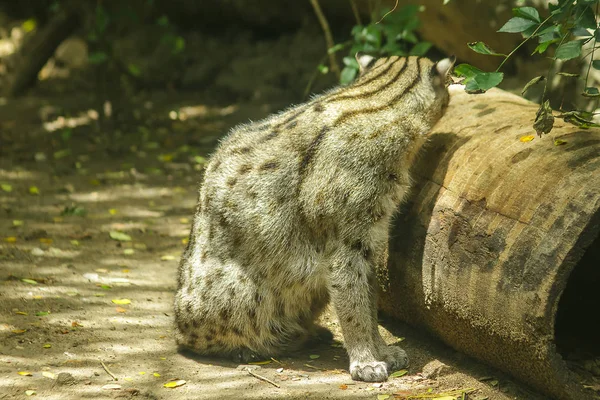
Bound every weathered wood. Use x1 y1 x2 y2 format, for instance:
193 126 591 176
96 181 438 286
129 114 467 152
380 86 600 400
2 6 79 97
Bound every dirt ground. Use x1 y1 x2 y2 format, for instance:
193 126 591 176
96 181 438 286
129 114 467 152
0 89 550 400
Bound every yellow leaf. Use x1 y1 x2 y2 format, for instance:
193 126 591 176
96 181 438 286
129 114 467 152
53 217 63 223
4 237 17 243
122 269 130 273
32 295 42 299
554 139 567 146
519 135 535 142
163 379 186 388
12 329 27 334
22 19 36 32
25 390 37 396
124 249 135 255
158 153 174 162
179 218 189 224
432 397 455 400
39 238 53 244
13 220 24 226
29 186 40 195
96 268 109 273
112 299 131 305
90 179 101 186
42 371 56 379
15 311 28 315
248 360 272 365
377 395 390 400
43 343 51 348
18 371 32 376
153 372 161 377
1 183 13 192
160 357 166 360
124 377 133 381
181 238 189 245
109 208 118 215
70 240 80 246
161 255 176 261
139 371 146 375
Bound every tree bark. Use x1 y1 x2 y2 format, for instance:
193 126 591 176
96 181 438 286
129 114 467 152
380 86 600 400
2 5 79 97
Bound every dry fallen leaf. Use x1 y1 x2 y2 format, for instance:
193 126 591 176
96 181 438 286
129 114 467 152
339 384 348 390
25 390 36 396
115 307 127 313
18 371 33 376
102 383 122 390
112 299 131 305
42 371 56 379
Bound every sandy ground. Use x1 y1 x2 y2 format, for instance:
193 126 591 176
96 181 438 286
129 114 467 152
0 92 548 400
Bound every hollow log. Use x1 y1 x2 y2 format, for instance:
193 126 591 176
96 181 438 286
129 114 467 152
380 86 600 400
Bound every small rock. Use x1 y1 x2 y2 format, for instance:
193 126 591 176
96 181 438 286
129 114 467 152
372 382 383 388
31 248 44 256
421 360 452 379
56 372 76 386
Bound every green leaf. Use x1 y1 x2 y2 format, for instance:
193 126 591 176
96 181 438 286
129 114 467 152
592 60 600 70
453 63 483 79
340 66 358 85
128 64 142 77
109 231 132 242
22 279 38 285
88 52 108 64
583 87 600 97
342 56 359 69
389 369 409 378
409 42 432 56
309 354 320 359
533 40 557 54
1 183 12 192
533 100 554 136
172 36 185 54
465 72 504 93
327 43 346 54
512 7 540 23
521 75 545 95
156 15 169 27
498 17 538 33
555 40 583 60
577 5 597 30
467 41 505 56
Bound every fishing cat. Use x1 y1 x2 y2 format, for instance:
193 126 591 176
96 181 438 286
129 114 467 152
175 54 455 382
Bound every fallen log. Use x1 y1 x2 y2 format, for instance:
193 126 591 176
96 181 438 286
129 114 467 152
380 86 600 400
2 5 79 97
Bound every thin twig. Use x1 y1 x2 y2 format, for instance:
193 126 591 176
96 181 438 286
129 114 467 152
309 0 341 79
304 363 327 371
375 0 398 24
349 0 362 26
495 14 553 73
247 369 280 388
100 360 118 381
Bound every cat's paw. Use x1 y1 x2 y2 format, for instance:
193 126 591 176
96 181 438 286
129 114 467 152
381 345 409 371
350 361 389 382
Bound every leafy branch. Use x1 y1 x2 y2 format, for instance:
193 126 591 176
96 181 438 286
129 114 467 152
456 1 600 135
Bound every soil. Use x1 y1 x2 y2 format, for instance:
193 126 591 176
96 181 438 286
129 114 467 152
0 85 555 400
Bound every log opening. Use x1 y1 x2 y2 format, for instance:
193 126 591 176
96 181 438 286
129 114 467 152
555 233 600 359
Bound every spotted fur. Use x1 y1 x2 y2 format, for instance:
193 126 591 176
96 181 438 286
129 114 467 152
175 55 454 381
